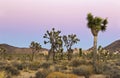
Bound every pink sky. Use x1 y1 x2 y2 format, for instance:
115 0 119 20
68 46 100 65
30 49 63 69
0 0 120 49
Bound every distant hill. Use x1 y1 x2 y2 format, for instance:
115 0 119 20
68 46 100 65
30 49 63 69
86 40 120 53
104 40 120 52
0 44 48 54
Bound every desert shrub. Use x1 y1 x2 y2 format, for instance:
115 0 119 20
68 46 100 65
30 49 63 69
0 65 6 71
70 58 87 67
54 65 68 72
12 62 25 70
29 61 41 70
103 64 112 72
69 58 91 67
59 65 68 70
107 69 120 78
101 63 120 78
115 61 120 66
35 69 50 78
41 62 52 69
54 65 60 72
5 66 20 76
0 62 7 70
93 62 106 74
111 73 120 78
46 72 78 78
72 65 93 78
112 74 120 78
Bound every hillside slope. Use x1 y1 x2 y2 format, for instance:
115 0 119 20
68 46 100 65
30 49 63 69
0 44 48 54
104 40 120 52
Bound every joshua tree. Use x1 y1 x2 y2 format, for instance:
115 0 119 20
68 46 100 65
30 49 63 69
43 28 63 61
79 48 82 57
29 41 41 61
87 13 108 71
63 34 80 60
0 47 6 60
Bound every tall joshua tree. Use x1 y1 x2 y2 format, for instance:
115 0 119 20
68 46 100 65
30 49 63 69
43 28 63 61
30 41 41 61
87 13 108 71
63 34 80 60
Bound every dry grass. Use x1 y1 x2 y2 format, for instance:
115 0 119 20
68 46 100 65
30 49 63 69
90 74 106 78
0 71 6 78
46 72 78 78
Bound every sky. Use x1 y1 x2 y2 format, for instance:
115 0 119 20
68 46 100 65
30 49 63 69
0 0 120 49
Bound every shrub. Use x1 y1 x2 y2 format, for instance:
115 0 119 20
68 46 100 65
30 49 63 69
72 65 93 78
12 62 25 70
29 61 41 70
41 62 52 69
93 62 106 74
35 69 50 78
70 59 80 67
0 62 6 70
59 65 67 70
5 66 20 76
54 65 68 72
106 69 120 78
54 65 60 72
70 58 86 67
61 60 69 66
101 63 120 78
46 72 78 78
111 73 120 78
103 64 112 71
115 61 120 66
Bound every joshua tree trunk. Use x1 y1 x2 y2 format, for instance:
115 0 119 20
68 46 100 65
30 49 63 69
31 50 35 61
48 48 55 61
53 51 55 61
93 36 97 72
68 49 73 60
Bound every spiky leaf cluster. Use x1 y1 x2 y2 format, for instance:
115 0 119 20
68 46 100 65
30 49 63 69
30 41 41 51
87 13 108 36
43 28 63 53
63 34 80 50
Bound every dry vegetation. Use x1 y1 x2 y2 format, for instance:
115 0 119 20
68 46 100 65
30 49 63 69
0 50 120 78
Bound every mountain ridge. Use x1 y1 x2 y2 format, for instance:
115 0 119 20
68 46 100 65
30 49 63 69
0 44 48 54
0 39 120 54
104 39 120 52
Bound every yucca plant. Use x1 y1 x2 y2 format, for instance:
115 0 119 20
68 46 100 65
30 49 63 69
43 28 63 61
63 34 80 60
87 13 108 72
29 41 41 61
